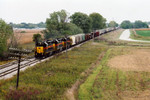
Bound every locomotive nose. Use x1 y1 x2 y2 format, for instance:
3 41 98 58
37 47 44 54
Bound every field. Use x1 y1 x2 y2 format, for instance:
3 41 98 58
78 30 150 100
79 47 150 100
130 29 150 41
136 30 150 37
14 29 43 45
1 29 150 99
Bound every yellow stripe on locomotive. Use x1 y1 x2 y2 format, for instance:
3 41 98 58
53 43 57 51
36 47 44 54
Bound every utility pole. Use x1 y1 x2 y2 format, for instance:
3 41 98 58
16 52 21 89
8 48 32 89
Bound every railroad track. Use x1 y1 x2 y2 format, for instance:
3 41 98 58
0 58 41 79
0 30 117 80
0 56 33 70
0 40 87 79
0 61 18 70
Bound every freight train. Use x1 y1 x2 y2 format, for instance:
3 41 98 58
35 27 117 58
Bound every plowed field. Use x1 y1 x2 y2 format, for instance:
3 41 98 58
108 49 150 72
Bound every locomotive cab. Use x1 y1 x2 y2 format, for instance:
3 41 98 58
35 42 47 57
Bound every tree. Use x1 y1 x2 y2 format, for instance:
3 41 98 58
89 13 106 30
120 20 133 29
33 33 42 43
70 12 92 33
134 20 148 28
0 19 13 59
65 23 83 35
44 10 70 39
108 21 118 27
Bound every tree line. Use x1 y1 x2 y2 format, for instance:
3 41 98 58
120 20 149 29
10 22 46 29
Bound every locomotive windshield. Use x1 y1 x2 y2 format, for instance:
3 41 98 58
36 42 46 47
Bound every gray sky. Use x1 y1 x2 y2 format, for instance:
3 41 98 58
0 0 150 24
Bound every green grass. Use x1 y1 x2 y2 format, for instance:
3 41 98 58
78 47 150 100
0 41 106 99
130 30 150 41
136 30 150 37
78 49 110 100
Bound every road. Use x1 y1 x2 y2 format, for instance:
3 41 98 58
119 29 150 42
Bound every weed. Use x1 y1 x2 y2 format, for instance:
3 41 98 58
5 87 41 100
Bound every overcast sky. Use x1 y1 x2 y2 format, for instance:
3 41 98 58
0 0 150 24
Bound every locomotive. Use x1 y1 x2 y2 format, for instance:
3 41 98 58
35 37 72 58
35 27 117 58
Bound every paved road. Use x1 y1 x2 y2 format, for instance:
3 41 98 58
119 29 150 43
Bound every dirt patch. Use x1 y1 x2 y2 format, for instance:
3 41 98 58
121 90 150 100
108 49 150 72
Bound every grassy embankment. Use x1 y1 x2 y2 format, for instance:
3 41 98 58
78 43 150 100
130 30 150 41
0 41 106 99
